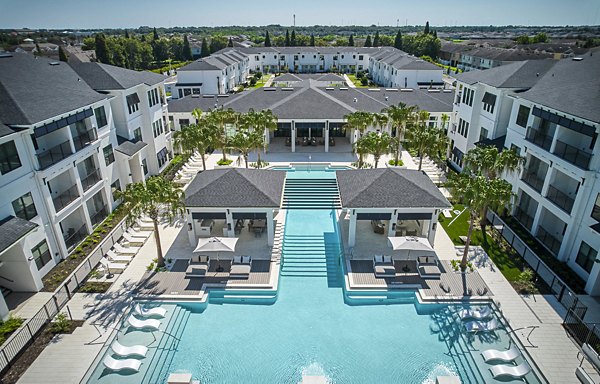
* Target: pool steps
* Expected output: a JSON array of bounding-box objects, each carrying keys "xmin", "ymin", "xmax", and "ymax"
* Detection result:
[{"xmin": 281, "ymin": 178, "xmax": 342, "ymax": 209}]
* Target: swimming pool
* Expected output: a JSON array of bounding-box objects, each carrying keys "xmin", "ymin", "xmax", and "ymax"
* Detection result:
[{"xmin": 86, "ymin": 168, "xmax": 544, "ymax": 384}]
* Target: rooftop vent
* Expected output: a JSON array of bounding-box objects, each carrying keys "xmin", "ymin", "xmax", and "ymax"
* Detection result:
[
  {"xmin": 427, "ymin": 89, "xmax": 441, "ymax": 93},
  {"xmin": 0, "ymin": 52, "xmax": 13, "ymax": 58},
  {"xmin": 339, "ymin": 87, "xmax": 348, "ymax": 90},
  {"xmin": 367, "ymin": 88, "xmax": 380, "ymax": 92},
  {"xmin": 443, "ymin": 89, "xmax": 453, "ymax": 93},
  {"xmin": 48, "ymin": 61, "xmax": 60, "ymax": 66},
  {"xmin": 385, "ymin": 88, "xmax": 399, "ymax": 92},
  {"xmin": 191, "ymin": 95, "xmax": 200, "ymax": 98},
  {"xmin": 400, "ymin": 88, "xmax": 413, "ymax": 92},
  {"xmin": 572, "ymin": 57, "xmax": 584, "ymax": 61},
  {"xmin": 325, "ymin": 87, "xmax": 335, "ymax": 91},
  {"xmin": 217, "ymin": 94, "xmax": 229, "ymax": 98},
  {"xmin": 202, "ymin": 95, "xmax": 214, "ymax": 98},
  {"xmin": 263, "ymin": 87, "xmax": 277, "ymax": 91},
  {"xmin": 282, "ymin": 88, "xmax": 294, "ymax": 91},
  {"xmin": 353, "ymin": 98, "xmax": 358, "ymax": 103}
]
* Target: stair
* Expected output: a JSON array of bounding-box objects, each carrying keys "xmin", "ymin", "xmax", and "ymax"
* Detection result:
[
  {"xmin": 209, "ymin": 289, "xmax": 278, "ymax": 304},
  {"xmin": 281, "ymin": 234, "xmax": 340, "ymax": 277},
  {"xmin": 281, "ymin": 178, "xmax": 341, "ymax": 209}
]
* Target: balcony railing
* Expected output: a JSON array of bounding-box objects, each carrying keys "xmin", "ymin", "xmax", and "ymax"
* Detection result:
[
  {"xmin": 37, "ymin": 141, "xmax": 73, "ymax": 170},
  {"xmin": 72, "ymin": 128, "xmax": 98, "ymax": 151},
  {"xmin": 552, "ymin": 140, "xmax": 592, "ymax": 170},
  {"xmin": 546, "ymin": 185, "xmax": 575, "ymax": 214},
  {"xmin": 521, "ymin": 172, "xmax": 545, "ymax": 193},
  {"xmin": 80, "ymin": 169, "xmax": 101, "ymax": 192},
  {"xmin": 514, "ymin": 207, "xmax": 534, "ymax": 230},
  {"xmin": 63, "ymin": 224, "xmax": 87, "ymax": 251},
  {"xmin": 535, "ymin": 226, "xmax": 562, "ymax": 255},
  {"xmin": 52, "ymin": 184, "xmax": 80, "ymax": 212},
  {"xmin": 90, "ymin": 205, "xmax": 108, "ymax": 226},
  {"xmin": 525, "ymin": 127, "xmax": 553, "ymax": 151}
]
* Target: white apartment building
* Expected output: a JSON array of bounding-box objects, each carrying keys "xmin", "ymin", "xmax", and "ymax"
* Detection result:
[
  {"xmin": 447, "ymin": 51, "xmax": 600, "ymax": 295},
  {"xmin": 0, "ymin": 53, "xmax": 167, "ymax": 318},
  {"xmin": 173, "ymin": 47, "xmax": 443, "ymax": 97}
]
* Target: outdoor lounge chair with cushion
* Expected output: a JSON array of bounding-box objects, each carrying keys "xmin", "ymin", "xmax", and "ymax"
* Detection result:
[
  {"xmin": 99, "ymin": 258, "xmax": 127, "ymax": 275},
  {"xmin": 459, "ymin": 306, "xmax": 493, "ymax": 320},
  {"xmin": 230, "ymin": 255, "xmax": 252, "ymax": 278},
  {"xmin": 464, "ymin": 318, "xmax": 499, "ymax": 333},
  {"xmin": 103, "ymin": 355, "xmax": 142, "ymax": 372},
  {"xmin": 373, "ymin": 255, "xmax": 395, "ymax": 278},
  {"xmin": 122, "ymin": 233, "xmax": 145, "ymax": 246},
  {"xmin": 481, "ymin": 345, "xmax": 521, "ymax": 363},
  {"xmin": 127, "ymin": 315, "xmax": 161, "ymax": 330},
  {"xmin": 128, "ymin": 228, "xmax": 152, "ymax": 238},
  {"xmin": 490, "ymin": 361, "xmax": 532, "ymax": 380},
  {"xmin": 134, "ymin": 303, "xmax": 167, "ymax": 318},
  {"xmin": 106, "ymin": 250, "xmax": 133, "ymax": 263},
  {"xmin": 186, "ymin": 255, "xmax": 210, "ymax": 276},
  {"xmin": 114, "ymin": 243, "xmax": 140, "ymax": 255},
  {"xmin": 111, "ymin": 340, "xmax": 148, "ymax": 358},
  {"xmin": 417, "ymin": 256, "xmax": 441, "ymax": 278}
]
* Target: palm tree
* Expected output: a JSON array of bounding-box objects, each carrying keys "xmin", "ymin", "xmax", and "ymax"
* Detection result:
[
  {"xmin": 231, "ymin": 129, "xmax": 258, "ymax": 168},
  {"xmin": 173, "ymin": 108, "xmax": 217, "ymax": 171},
  {"xmin": 116, "ymin": 177, "xmax": 185, "ymax": 268},
  {"xmin": 405, "ymin": 110, "xmax": 431, "ymax": 171},
  {"xmin": 209, "ymin": 108, "xmax": 237, "ymax": 161},
  {"xmin": 352, "ymin": 135, "xmax": 370, "ymax": 168},
  {"xmin": 344, "ymin": 111, "xmax": 372, "ymax": 139},
  {"xmin": 241, "ymin": 109, "xmax": 277, "ymax": 168},
  {"xmin": 447, "ymin": 172, "xmax": 514, "ymax": 270},
  {"xmin": 382, "ymin": 103, "xmax": 417, "ymax": 165},
  {"xmin": 356, "ymin": 131, "xmax": 393, "ymax": 168},
  {"xmin": 372, "ymin": 112, "xmax": 389, "ymax": 134}
]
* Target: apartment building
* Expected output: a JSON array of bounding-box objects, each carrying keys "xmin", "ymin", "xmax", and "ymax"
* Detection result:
[
  {"xmin": 173, "ymin": 46, "xmax": 443, "ymax": 97},
  {"xmin": 0, "ymin": 53, "xmax": 167, "ymax": 318},
  {"xmin": 447, "ymin": 50, "xmax": 600, "ymax": 295}
]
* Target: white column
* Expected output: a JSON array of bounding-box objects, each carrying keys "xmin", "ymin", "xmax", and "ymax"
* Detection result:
[
  {"xmin": 187, "ymin": 211, "xmax": 196, "ymax": 247},
  {"xmin": 264, "ymin": 127, "xmax": 270, "ymax": 150},
  {"xmin": 291, "ymin": 121, "xmax": 296, "ymax": 153},
  {"xmin": 387, "ymin": 210, "xmax": 398, "ymax": 237},
  {"xmin": 428, "ymin": 212, "xmax": 439, "ymax": 246},
  {"xmin": 266, "ymin": 210, "xmax": 274, "ymax": 246},
  {"xmin": 325, "ymin": 121, "xmax": 330, "ymax": 153},
  {"xmin": 348, "ymin": 210, "xmax": 357, "ymax": 247},
  {"xmin": 225, "ymin": 210, "xmax": 235, "ymax": 237}
]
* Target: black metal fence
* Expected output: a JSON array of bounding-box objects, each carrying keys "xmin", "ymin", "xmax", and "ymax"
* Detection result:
[
  {"xmin": 0, "ymin": 218, "xmax": 127, "ymax": 374},
  {"xmin": 564, "ymin": 308, "xmax": 600, "ymax": 355}
]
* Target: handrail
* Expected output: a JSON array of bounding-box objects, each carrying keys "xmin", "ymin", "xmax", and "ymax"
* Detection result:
[
  {"xmin": 546, "ymin": 184, "xmax": 575, "ymax": 214},
  {"xmin": 552, "ymin": 139, "xmax": 592, "ymax": 170},
  {"xmin": 525, "ymin": 127, "xmax": 553, "ymax": 151},
  {"xmin": 52, "ymin": 184, "xmax": 79, "ymax": 212},
  {"xmin": 36, "ymin": 140, "xmax": 73, "ymax": 170},
  {"xmin": 81, "ymin": 169, "xmax": 101, "ymax": 191},
  {"xmin": 72, "ymin": 128, "xmax": 98, "ymax": 151}
]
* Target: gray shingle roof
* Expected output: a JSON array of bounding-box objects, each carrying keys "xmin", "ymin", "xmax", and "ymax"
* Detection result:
[
  {"xmin": 115, "ymin": 137, "xmax": 147, "ymax": 156},
  {"xmin": 336, "ymin": 168, "xmax": 451, "ymax": 209},
  {"xmin": 0, "ymin": 53, "xmax": 107, "ymax": 126},
  {"xmin": 0, "ymin": 122, "xmax": 16, "ymax": 138},
  {"xmin": 455, "ymin": 60, "xmax": 556, "ymax": 89},
  {"xmin": 185, "ymin": 168, "xmax": 285, "ymax": 207},
  {"xmin": 0, "ymin": 216, "xmax": 38, "ymax": 254},
  {"xmin": 71, "ymin": 62, "xmax": 165, "ymax": 90}
]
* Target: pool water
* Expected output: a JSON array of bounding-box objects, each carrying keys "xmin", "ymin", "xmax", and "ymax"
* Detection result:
[{"xmin": 86, "ymin": 168, "xmax": 543, "ymax": 384}]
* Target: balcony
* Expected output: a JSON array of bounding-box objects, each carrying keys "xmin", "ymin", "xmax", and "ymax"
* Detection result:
[
  {"xmin": 535, "ymin": 226, "xmax": 562, "ymax": 255},
  {"xmin": 525, "ymin": 127, "xmax": 553, "ymax": 151},
  {"xmin": 521, "ymin": 172, "xmax": 545, "ymax": 193},
  {"xmin": 52, "ymin": 184, "xmax": 79, "ymax": 212},
  {"xmin": 546, "ymin": 185, "xmax": 575, "ymax": 214},
  {"xmin": 80, "ymin": 169, "xmax": 101, "ymax": 192},
  {"xmin": 63, "ymin": 224, "xmax": 87, "ymax": 251},
  {"xmin": 73, "ymin": 128, "xmax": 98, "ymax": 151},
  {"xmin": 514, "ymin": 207, "xmax": 534, "ymax": 230},
  {"xmin": 552, "ymin": 140, "xmax": 592, "ymax": 170},
  {"xmin": 37, "ymin": 141, "xmax": 73, "ymax": 170},
  {"xmin": 90, "ymin": 205, "xmax": 108, "ymax": 226}
]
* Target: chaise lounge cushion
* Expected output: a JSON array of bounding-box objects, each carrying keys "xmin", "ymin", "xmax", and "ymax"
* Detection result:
[
  {"xmin": 230, "ymin": 263, "xmax": 251, "ymax": 277},
  {"xmin": 418, "ymin": 264, "xmax": 441, "ymax": 278},
  {"xmin": 374, "ymin": 264, "xmax": 396, "ymax": 277}
]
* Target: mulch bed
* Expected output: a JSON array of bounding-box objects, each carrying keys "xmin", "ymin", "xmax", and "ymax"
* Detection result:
[
  {"xmin": 77, "ymin": 281, "xmax": 113, "ymax": 294},
  {"xmin": 0, "ymin": 320, "xmax": 84, "ymax": 384}
]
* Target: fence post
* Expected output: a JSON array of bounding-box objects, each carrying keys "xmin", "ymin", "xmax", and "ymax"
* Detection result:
[
  {"xmin": 53, "ymin": 295, "xmax": 60, "ymax": 314},
  {"xmin": 2, "ymin": 349, "xmax": 9, "ymax": 368},
  {"xmin": 43, "ymin": 304, "xmax": 50, "ymax": 319},
  {"xmin": 25, "ymin": 323, "xmax": 33, "ymax": 338},
  {"xmin": 65, "ymin": 283, "xmax": 71, "ymax": 300}
]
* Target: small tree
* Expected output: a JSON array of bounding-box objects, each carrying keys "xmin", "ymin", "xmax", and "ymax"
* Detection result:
[
  {"xmin": 265, "ymin": 30, "xmax": 271, "ymax": 47},
  {"xmin": 356, "ymin": 131, "xmax": 393, "ymax": 168},
  {"xmin": 285, "ymin": 30, "xmax": 290, "ymax": 47},
  {"xmin": 424, "ymin": 21, "xmax": 430, "ymax": 35},
  {"xmin": 291, "ymin": 30, "xmax": 297, "ymax": 46},
  {"xmin": 228, "ymin": 37, "xmax": 234, "ymax": 47},
  {"xmin": 153, "ymin": 27, "xmax": 159, "ymax": 41},
  {"xmin": 373, "ymin": 31, "xmax": 380, "ymax": 47},
  {"xmin": 200, "ymin": 38, "xmax": 210, "ymax": 58},
  {"xmin": 394, "ymin": 30, "xmax": 402, "ymax": 50},
  {"xmin": 310, "ymin": 34, "xmax": 315, "ymax": 46},
  {"xmin": 364, "ymin": 35, "xmax": 372, "ymax": 47},
  {"xmin": 58, "ymin": 46, "xmax": 69, "ymax": 62},
  {"xmin": 125, "ymin": 30, "xmax": 129, "ymax": 39},
  {"xmin": 183, "ymin": 35, "xmax": 192, "ymax": 60},
  {"xmin": 116, "ymin": 177, "xmax": 185, "ymax": 268},
  {"xmin": 94, "ymin": 34, "xmax": 110, "ymax": 64}
]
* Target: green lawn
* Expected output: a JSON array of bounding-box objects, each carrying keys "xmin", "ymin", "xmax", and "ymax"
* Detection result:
[
  {"xmin": 346, "ymin": 74, "xmax": 370, "ymax": 88},
  {"xmin": 439, "ymin": 204, "xmax": 525, "ymax": 282},
  {"xmin": 248, "ymin": 74, "xmax": 272, "ymax": 89}
]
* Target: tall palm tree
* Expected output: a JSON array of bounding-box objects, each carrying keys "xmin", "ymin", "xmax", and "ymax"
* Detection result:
[
  {"xmin": 344, "ymin": 111, "xmax": 372, "ymax": 139},
  {"xmin": 116, "ymin": 177, "xmax": 185, "ymax": 268},
  {"xmin": 372, "ymin": 112, "xmax": 389, "ymax": 134},
  {"xmin": 404, "ymin": 110, "xmax": 432, "ymax": 171},
  {"xmin": 209, "ymin": 107, "xmax": 237, "ymax": 161},
  {"xmin": 447, "ymin": 172, "xmax": 514, "ymax": 270},
  {"xmin": 356, "ymin": 131, "xmax": 393, "ymax": 168},
  {"xmin": 382, "ymin": 103, "xmax": 417, "ymax": 165},
  {"xmin": 173, "ymin": 108, "xmax": 217, "ymax": 171},
  {"xmin": 231, "ymin": 128, "xmax": 260, "ymax": 168}
]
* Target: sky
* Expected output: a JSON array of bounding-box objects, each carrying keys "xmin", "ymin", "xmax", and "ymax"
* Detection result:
[{"xmin": 1, "ymin": 0, "xmax": 599, "ymax": 29}]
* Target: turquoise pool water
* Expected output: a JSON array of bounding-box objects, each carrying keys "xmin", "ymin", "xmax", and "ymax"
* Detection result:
[{"xmin": 86, "ymin": 168, "xmax": 543, "ymax": 384}]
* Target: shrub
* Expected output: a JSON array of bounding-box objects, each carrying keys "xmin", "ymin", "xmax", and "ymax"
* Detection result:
[
  {"xmin": 360, "ymin": 77, "xmax": 368, "ymax": 86},
  {"xmin": 146, "ymin": 261, "xmax": 156, "ymax": 271},
  {"xmin": 388, "ymin": 159, "xmax": 404, "ymax": 166},
  {"xmin": 250, "ymin": 78, "xmax": 257, "ymax": 86},
  {"xmin": 49, "ymin": 313, "xmax": 71, "ymax": 334},
  {"xmin": 217, "ymin": 158, "xmax": 233, "ymax": 166}
]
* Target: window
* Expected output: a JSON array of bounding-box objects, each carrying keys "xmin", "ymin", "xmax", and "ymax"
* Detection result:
[
  {"xmin": 126, "ymin": 93, "xmax": 140, "ymax": 114},
  {"xmin": 358, "ymin": 55, "xmax": 364, "ymax": 60},
  {"xmin": 479, "ymin": 127, "xmax": 489, "ymax": 142},
  {"xmin": 333, "ymin": 55, "xmax": 338, "ymax": 60},
  {"xmin": 294, "ymin": 55, "xmax": 298, "ymax": 60},
  {"xmin": 157, "ymin": 147, "xmax": 168, "ymax": 168},
  {"xmin": 461, "ymin": 88, "xmax": 474, "ymax": 106},
  {"xmin": 103, "ymin": 145, "xmax": 115, "ymax": 166},
  {"xmin": 592, "ymin": 194, "xmax": 600, "ymax": 222},
  {"xmin": 0, "ymin": 141, "xmax": 22, "ymax": 174},
  {"xmin": 133, "ymin": 128, "xmax": 142, "ymax": 142},
  {"xmin": 516, "ymin": 105, "xmax": 530, "ymax": 128},
  {"xmin": 32, "ymin": 240, "xmax": 51, "ymax": 270},
  {"xmin": 94, "ymin": 106, "xmax": 107, "ymax": 128},
  {"xmin": 111, "ymin": 179, "xmax": 121, "ymax": 202},
  {"xmin": 575, "ymin": 241, "xmax": 598, "ymax": 273},
  {"xmin": 142, "ymin": 158, "xmax": 148, "ymax": 175},
  {"xmin": 147, "ymin": 88, "xmax": 159, "ymax": 107},
  {"xmin": 152, "ymin": 120, "xmax": 164, "ymax": 138},
  {"xmin": 255, "ymin": 55, "xmax": 260, "ymax": 60},
  {"xmin": 482, "ymin": 92, "xmax": 496, "ymax": 114},
  {"xmin": 458, "ymin": 118, "xmax": 470, "ymax": 138},
  {"xmin": 12, "ymin": 192, "xmax": 37, "ymax": 220},
  {"xmin": 179, "ymin": 119, "xmax": 190, "ymax": 127}
]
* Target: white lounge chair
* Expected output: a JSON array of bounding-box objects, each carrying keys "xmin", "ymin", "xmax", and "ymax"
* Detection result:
[
  {"xmin": 481, "ymin": 345, "xmax": 521, "ymax": 363},
  {"xmin": 230, "ymin": 255, "xmax": 252, "ymax": 278},
  {"xmin": 103, "ymin": 355, "xmax": 142, "ymax": 372},
  {"xmin": 135, "ymin": 219, "xmax": 154, "ymax": 231},
  {"xmin": 459, "ymin": 306, "xmax": 493, "ymax": 320},
  {"xmin": 373, "ymin": 255, "xmax": 395, "ymax": 278},
  {"xmin": 106, "ymin": 250, "xmax": 133, "ymax": 263},
  {"xmin": 464, "ymin": 318, "xmax": 499, "ymax": 333},
  {"xmin": 111, "ymin": 340, "xmax": 148, "ymax": 358},
  {"xmin": 122, "ymin": 233, "xmax": 145, "ymax": 246},
  {"xmin": 114, "ymin": 243, "xmax": 140, "ymax": 255},
  {"xmin": 99, "ymin": 258, "xmax": 126, "ymax": 275},
  {"xmin": 127, "ymin": 315, "xmax": 161, "ymax": 330},
  {"xmin": 135, "ymin": 303, "xmax": 167, "ymax": 318},
  {"xmin": 490, "ymin": 361, "xmax": 532, "ymax": 380},
  {"xmin": 128, "ymin": 228, "xmax": 151, "ymax": 238}
]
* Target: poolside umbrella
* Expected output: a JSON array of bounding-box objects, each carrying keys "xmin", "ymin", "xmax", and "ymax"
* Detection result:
[
  {"xmin": 193, "ymin": 237, "xmax": 238, "ymax": 260},
  {"xmin": 387, "ymin": 236, "xmax": 434, "ymax": 259}
]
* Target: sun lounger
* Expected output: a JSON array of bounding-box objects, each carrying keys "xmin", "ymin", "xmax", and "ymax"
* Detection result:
[
  {"xmin": 128, "ymin": 228, "xmax": 152, "ymax": 238},
  {"xmin": 127, "ymin": 315, "xmax": 161, "ymax": 330},
  {"xmin": 106, "ymin": 250, "xmax": 133, "ymax": 263},
  {"xmin": 99, "ymin": 258, "xmax": 127, "ymax": 275},
  {"xmin": 103, "ymin": 355, "xmax": 142, "ymax": 372},
  {"xmin": 373, "ymin": 255, "xmax": 395, "ymax": 278},
  {"xmin": 442, "ymin": 209, "xmax": 452, "ymax": 218},
  {"xmin": 186, "ymin": 255, "xmax": 210, "ymax": 276},
  {"xmin": 122, "ymin": 233, "xmax": 145, "ymax": 246},
  {"xmin": 111, "ymin": 340, "xmax": 148, "ymax": 358},
  {"xmin": 459, "ymin": 306, "xmax": 492, "ymax": 320},
  {"xmin": 114, "ymin": 243, "xmax": 140, "ymax": 255},
  {"xmin": 230, "ymin": 255, "xmax": 251, "ymax": 278},
  {"xmin": 134, "ymin": 303, "xmax": 167, "ymax": 318},
  {"xmin": 481, "ymin": 345, "xmax": 521, "ymax": 363},
  {"xmin": 464, "ymin": 318, "xmax": 499, "ymax": 333},
  {"xmin": 490, "ymin": 361, "xmax": 532, "ymax": 380}
]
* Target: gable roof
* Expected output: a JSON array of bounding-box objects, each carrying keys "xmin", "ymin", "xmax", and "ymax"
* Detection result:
[
  {"xmin": 185, "ymin": 168, "xmax": 285, "ymax": 208},
  {"xmin": 115, "ymin": 136, "xmax": 147, "ymax": 157},
  {"xmin": 454, "ymin": 60, "xmax": 556, "ymax": 89},
  {"xmin": 70, "ymin": 62, "xmax": 165, "ymax": 90},
  {"xmin": 336, "ymin": 168, "xmax": 450, "ymax": 209},
  {"xmin": 0, "ymin": 53, "xmax": 106, "ymax": 126},
  {"xmin": 0, "ymin": 216, "xmax": 38, "ymax": 254}
]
